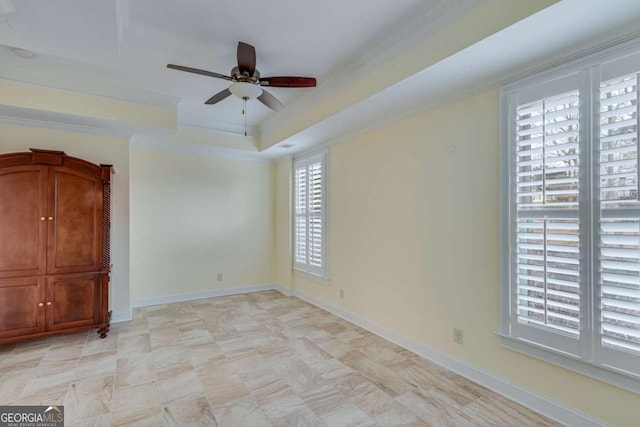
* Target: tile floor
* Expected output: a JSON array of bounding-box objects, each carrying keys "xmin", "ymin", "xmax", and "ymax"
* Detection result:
[{"xmin": 0, "ymin": 290, "xmax": 558, "ymax": 426}]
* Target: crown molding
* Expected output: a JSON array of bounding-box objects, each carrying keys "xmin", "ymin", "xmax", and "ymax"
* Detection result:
[
  {"xmin": 0, "ymin": 113, "xmax": 132, "ymax": 138},
  {"xmin": 131, "ymin": 133, "xmax": 274, "ymax": 162},
  {"xmin": 257, "ymin": 0, "xmax": 486, "ymax": 136}
]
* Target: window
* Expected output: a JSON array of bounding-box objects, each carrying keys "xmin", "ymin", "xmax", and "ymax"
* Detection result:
[
  {"xmin": 293, "ymin": 150, "xmax": 328, "ymax": 278},
  {"xmin": 501, "ymin": 42, "xmax": 640, "ymax": 390}
]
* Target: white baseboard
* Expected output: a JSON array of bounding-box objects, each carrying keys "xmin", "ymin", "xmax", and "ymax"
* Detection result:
[
  {"xmin": 110, "ymin": 310, "xmax": 133, "ymax": 324},
  {"xmin": 130, "ymin": 283, "xmax": 276, "ymax": 308},
  {"xmin": 281, "ymin": 286, "xmax": 606, "ymax": 427}
]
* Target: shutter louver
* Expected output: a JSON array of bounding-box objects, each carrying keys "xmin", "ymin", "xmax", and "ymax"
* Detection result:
[
  {"xmin": 516, "ymin": 90, "xmax": 580, "ymax": 209},
  {"xmin": 516, "ymin": 219, "xmax": 581, "ymax": 336},
  {"xmin": 294, "ymin": 216, "xmax": 307, "ymax": 264},
  {"xmin": 599, "ymin": 218, "xmax": 640, "ymax": 354},
  {"xmin": 600, "ymin": 74, "xmax": 638, "ymax": 207}
]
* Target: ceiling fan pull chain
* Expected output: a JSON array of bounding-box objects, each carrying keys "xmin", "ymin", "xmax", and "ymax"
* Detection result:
[{"xmin": 243, "ymin": 97, "xmax": 248, "ymax": 137}]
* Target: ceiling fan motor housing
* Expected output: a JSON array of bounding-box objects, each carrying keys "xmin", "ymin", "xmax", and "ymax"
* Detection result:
[{"xmin": 231, "ymin": 66, "xmax": 260, "ymax": 82}]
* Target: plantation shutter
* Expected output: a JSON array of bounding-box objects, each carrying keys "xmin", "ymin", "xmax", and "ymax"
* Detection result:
[
  {"xmin": 597, "ymin": 65, "xmax": 640, "ymax": 372},
  {"xmin": 293, "ymin": 151, "xmax": 328, "ymax": 277},
  {"xmin": 510, "ymin": 74, "xmax": 583, "ymax": 354},
  {"xmin": 503, "ymin": 45, "xmax": 640, "ymax": 385}
]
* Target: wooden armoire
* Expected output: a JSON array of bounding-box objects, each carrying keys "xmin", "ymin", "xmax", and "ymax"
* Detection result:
[{"xmin": 0, "ymin": 148, "xmax": 112, "ymax": 343}]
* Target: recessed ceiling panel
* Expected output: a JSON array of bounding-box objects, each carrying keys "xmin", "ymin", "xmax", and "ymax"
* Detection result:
[{"xmin": 127, "ymin": 0, "xmax": 423, "ymax": 78}]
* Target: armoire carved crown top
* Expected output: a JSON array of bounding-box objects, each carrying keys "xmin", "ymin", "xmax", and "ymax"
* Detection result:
[{"xmin": 0, "ymin": 148, "xmax": 113, "ymax": 181}]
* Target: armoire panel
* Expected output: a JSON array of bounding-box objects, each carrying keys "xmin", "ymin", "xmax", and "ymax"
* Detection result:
[
  {"xmin": 0, "ymin": 165, "xmax": 48, "ymax": 279},
  {"xmin": 0, "ymin": 277, "xmax": 45, "ymax": 338},
  {"xmin": 47, "ymin": 167, "xmax": 103, "ymax": 274}
]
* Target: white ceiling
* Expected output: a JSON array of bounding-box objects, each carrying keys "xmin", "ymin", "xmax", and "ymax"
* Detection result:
[{"xmin": 0, "ymin": 0, "xmax": 450, "ymax": 134}]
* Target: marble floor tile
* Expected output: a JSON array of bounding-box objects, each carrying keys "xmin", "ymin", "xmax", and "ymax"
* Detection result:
[
  {"xmin": 19, "ymin": 370, "xmax": 74, "ymax": 402},
  {"xmin": 10, "ymin": 390, "xmax": 68, "ymax": 406},
  {"xmin": 156, "ymin": 368, "xmax": 204, "ymax": 404},
  {"xmin": 111, "ymin": 381, "xmax": 161, "ymax": 426},
  {"xmin": 150, "ymin": 346, "xmax": 192, "ymax": 380},
  {"xmin": 200, "ymin": 370, "xmax": 251, "ymax": 408},
  {"xmin": 161, "ymin": 394, "xmax": 217, "ymax": 427},
  {"xmin": 270, "ymin": 405, "xmax": 326, "ymax": 427},
  {"xmin": 115, "ymin": 353, "xmax": 157, "ymax": 389},
  {"xmin": 211, "ymin": 397, "xmax": 272, "ymax": 427},
  {"xmin": 0, "ymin": 367, "xmax": 31, "ymax": 403},
  {"xmin": 75, "ymin": 351, "xmax": 117, "ymax": 380},
  {"xmin": 116, "ymin": 334, "xmax": 151, "ymax": 359},
  {"xmin": 396, "ymin": 388, "xmax": 476, "ymax": 427},
  {"xmin": 64, "ymin": 375, "xmax": 114, "ymax": 422},
  {"xmin": 112, "ymin": 411, "xmax": 165, "ymax": 427},
  {"xmin": 0, "ymin": 290, "xmax": 558, "ymax": 426},
  {"xmin": 67, "ymin": 413, "xmax": 113, "ymax": 427},
  {"xmin": 245, "ymin": 372, "xmax": 306, "ymax": 419},
  {"xmin": 320, "ymin": 404, "xmax": 376, "ymax": 427}
]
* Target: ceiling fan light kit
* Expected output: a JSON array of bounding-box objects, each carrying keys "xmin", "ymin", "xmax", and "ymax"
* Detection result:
[
  {"xmin": 229, "ymin": 81, "xmax": 263, "ymax": 99},
  {"xmin": 167, "ymin": 41, "xmax": 317, "ymax": 136}
]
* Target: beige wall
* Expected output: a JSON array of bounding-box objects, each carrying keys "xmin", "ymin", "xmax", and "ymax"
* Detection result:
[
  {"xmin": 0, "ymin": 123, "xmax": 131, "ymax": 314},
  {"xmin": 274, "ymin": 90, "xmax": 640, "ymax": 426},
  {"xmin": 129, "ymin": 147, "xmax": 274, "ymax": 302}
]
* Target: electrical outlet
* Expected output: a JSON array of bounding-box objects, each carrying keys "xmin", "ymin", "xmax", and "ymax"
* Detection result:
[
  {"xmin": 340, "ymin": 289, "xmax": 344, "ymax": 299},
  {"xmin": 453, "ymin": 328, "xmax": 464, "ymax": 345},
  {"xmin": 217, "ymin": 273, "xmax": 223, "ymax": 282}
]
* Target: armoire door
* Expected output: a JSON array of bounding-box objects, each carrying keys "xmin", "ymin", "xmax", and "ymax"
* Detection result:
[
  {"xmin": 45, "ymin": 273, "xmax": 101, "ymax": 331},
  {"xmin": 47, "ymin": 166, "xmax": 103, "ymax": 275},
  {"xmin": 0, "ymin": 165, "xmax": 48, "ymax": 279},
  {"xmin": 0, "ymin": 277, "xmax": 46, "ymax": 339}
]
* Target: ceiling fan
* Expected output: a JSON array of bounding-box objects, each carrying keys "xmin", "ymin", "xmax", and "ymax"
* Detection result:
[{"xmin": 167, "ymin": 42, "xmax": 316, "ymax": 112}]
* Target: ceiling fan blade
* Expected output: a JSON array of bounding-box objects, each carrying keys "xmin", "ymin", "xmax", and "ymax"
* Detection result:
[
  {"xmin": 237, "ymin": 42, "xmax": 256, "ymax": 76},
  {"xmin": 259, "ymin": 76, "xmax": 317, "ymax": 88},
  {"xmin": 257, "ymin": 90, "xmax": 284, "ymax": 111},
  {"xmin": 167, "ymin": 64, "xmax": 232, "ymax": 81},
  {"xmin": 205, "ymin": 88, "xmax": 232, "ymax": 105}
]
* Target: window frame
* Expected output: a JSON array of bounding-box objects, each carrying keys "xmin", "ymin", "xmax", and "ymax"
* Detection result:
[
  {"xmin": 499, "ymin": 37, "xmax": 640, "ymax": 394},
  {"xmin": 292, "ymin": 148, "xmax": 329, "ymax": 280}
]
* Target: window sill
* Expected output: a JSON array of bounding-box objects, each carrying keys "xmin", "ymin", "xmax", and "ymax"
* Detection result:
[
  {"xmin": 292, "ymin": 268, "xmax": 331, "ymax": 285},
  {"xmin": 496, "ymin": 332, "xmax": 640, "ymax": 395}
]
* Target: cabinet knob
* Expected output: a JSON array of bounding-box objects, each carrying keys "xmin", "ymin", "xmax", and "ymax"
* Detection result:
[
  {"xmin": 46, "ymin": 301, "xmax": 52, "ymax": 306},
  {"xmin": 40, "ymin": 217, "xmax": 46, "ymax": 221},
  {"xmin": 48, "ymin": 217, "xmax": 54, "ymax": 221},
  {"xmin": 38, "ymin": 302, "xmax": 44, "ymax": 307}
]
